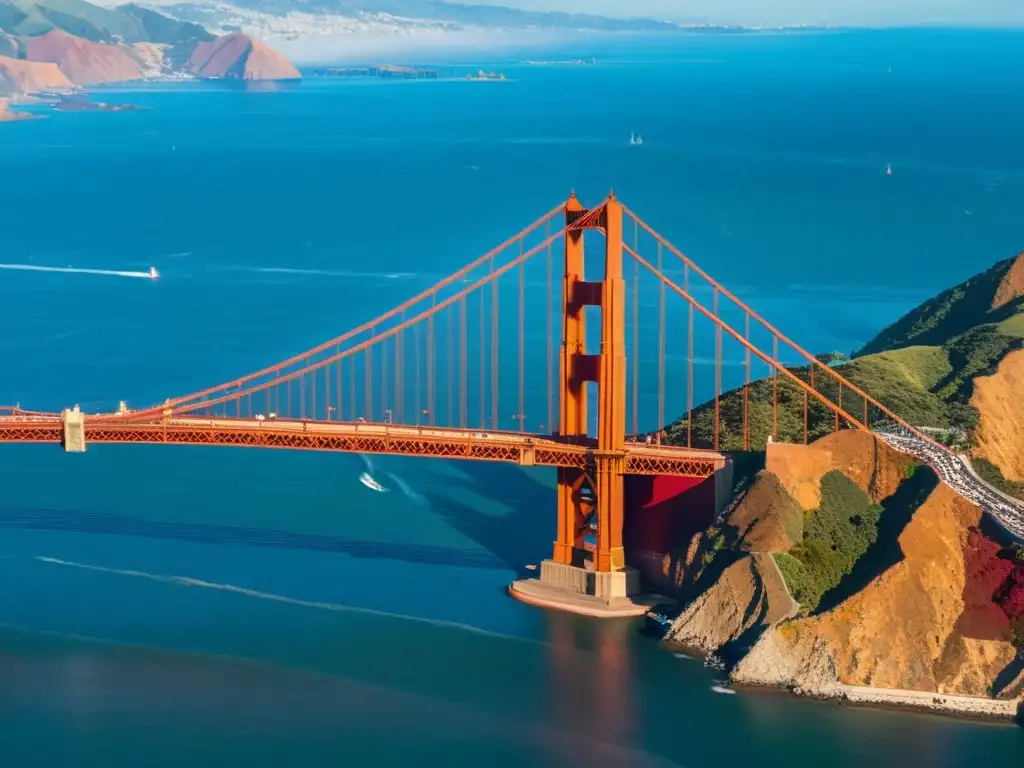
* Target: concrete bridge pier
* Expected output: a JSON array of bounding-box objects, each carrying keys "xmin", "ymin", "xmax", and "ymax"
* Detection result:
[{"xmin": 61, "ymin": 406, "xmax": 86, "ymax": 452}]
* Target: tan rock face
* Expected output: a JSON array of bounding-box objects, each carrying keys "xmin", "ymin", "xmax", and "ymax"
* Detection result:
[
  {"xmin": 727, "ymin": 472, "xmax": 803, "ymax": 552},
  {"xmin": 664, "ymin": 553, "xmax": 795, "ymax": 656},
  {"xmin": 971, "ymin": 348, "xmax": 1024, "ymax": 483},
  {"xmin": 733, "ymin": 484, "xmax": 1019, "ymax": 697},
  {"xmin": 243, "ymin": 38, "xmax": 301, "ymax": 80},
  {"xmin": 187, "ymin": 33, "xmax": 299, "ymax": 80},
  {"xmin": 0, "ymin": 53, "xmax": 75, "ymax": 95},
  {"xmin": 992, "ymin": 253, "xmax": 1024, "ymax": 310},
  {"xmin": 23, "ymin": 30, "xmax": 142, "ymax": 86},
  {"xmin": 766, "ymin": 430, "xmax": 913, "ymax": 510}
]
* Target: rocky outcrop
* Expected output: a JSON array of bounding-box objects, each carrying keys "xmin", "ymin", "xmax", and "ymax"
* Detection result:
[
  {"xmin": 0, "ymin": 53, "xmax": 74, "ymax": 95},
  {"xmin": 727, "ymin": 472, "xmax": 803, "ymax": 552},
  {"xmin": 641, "ymin": 531, "xmax": 704, "ymax": 595},
  {"xmin": 0, "ymin": 95, "xmax": 31, "ymax": 120},
  {"xmin": 186, "ymin": 33, "xmax": 300, "ymax": 80},
  {"xmin": 731, "ymin": 483, "xmax": 1020, "ymax": 699},
  {"xmin": 0, "ymin": 2, "xmax": 300, "ymax": 100},
  {"xmin": 992, "ymin": 253, "xmax": 1024, "ymax": 310},
  {"xmin": 766, "ymin": 430, "xmax": 913, "ymax": 510},
  {"xmin": 664, "ymin": 553, "xmax": 796, "ymax": 657},
  {"xmin": 23, "ymin": 30, "xmax": 142, "ymax": 85},
  {"xmin": 971, "ymin": 348, "xmax": 1024, "ymax": 483}
]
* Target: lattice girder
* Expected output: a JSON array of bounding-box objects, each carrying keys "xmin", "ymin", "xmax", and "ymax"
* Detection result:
[{"xmin": 0, "ymin": 419, "xmax": 720, "ymax": 477}]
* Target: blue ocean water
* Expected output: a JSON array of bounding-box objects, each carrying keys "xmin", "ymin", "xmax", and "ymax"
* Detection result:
[{"xmin": 0, "ymin": 28, "xmax": 1022, "ymax": 765}]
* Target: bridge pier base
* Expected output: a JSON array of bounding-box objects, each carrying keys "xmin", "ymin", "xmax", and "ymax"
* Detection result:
[
  {"xmin": 61, "ymin": 406, "xmax": 86, "ymax": 453},
  {"xmin": 509, "ymin": 560, "xmax": 665, "ymax": 618}
]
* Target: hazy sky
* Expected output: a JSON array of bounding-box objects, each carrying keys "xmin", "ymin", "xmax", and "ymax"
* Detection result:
[{"xmin": 464, "ymin": 0, "xmax": 1024, "ymax": 26}]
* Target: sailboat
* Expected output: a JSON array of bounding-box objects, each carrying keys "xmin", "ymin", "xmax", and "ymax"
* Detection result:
[
  {"xmin": 886, "ymin": 163, "xmax": 892, "ymax": 176},
  {"xmin": 630, "ymin": 131, "xmax": 643, "ymax": 146}
]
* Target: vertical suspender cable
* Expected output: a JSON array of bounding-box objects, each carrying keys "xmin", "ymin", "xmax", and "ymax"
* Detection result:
[
  {"xmin": 631, "ymin": 217, "xmax": 639, "ymax": 438},
  {"xmin": 657, "ymin": 242, "xmax": 666, "ymax": 444},
  {"xmin": 518, "ymin": 239, "xmax": 525, "ymax": 433}
]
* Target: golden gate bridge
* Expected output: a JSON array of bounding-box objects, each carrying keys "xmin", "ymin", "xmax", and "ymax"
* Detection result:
[{"xmin": 0, "ymin": 193, "xmax": 1017, "ymax": 609}]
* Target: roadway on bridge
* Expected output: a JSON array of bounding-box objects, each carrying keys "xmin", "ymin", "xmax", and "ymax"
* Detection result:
[{"xmin": 0, "ymin": 414, "xmax": 725, "ymax": 477}]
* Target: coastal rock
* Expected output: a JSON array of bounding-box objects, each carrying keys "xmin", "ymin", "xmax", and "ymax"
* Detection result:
[
  {"xmin": 23, "ymin": 30, "xmax": 142, "ymax": 85},
  {"xmin": 186, "ymin": 33, "xmax": 300, "ymax": 80},
  {"xmin": 766, "ymin": 430, "xmax": 912, "ymax": 510},
  {"xmin": 731, "ymin": 483, "xmax": 1019, "ymax": 698},
  {"xmin": 0, "ymin": 95, "xmax": 30, "ymax": 120},
  {"xmin": 663, "ymin": 553, "xmax": 795, "ymax": 657},
  {"xmin": 641, "ymin": 531, "xmax": 704, "ymax": 595},
  {"xmin": 0, "ymin": 53, "xmax": 74, "ymax": 95},
  {"xmin": 971, "ymin": 347, "xmax": 1024, "ymax": 483}
]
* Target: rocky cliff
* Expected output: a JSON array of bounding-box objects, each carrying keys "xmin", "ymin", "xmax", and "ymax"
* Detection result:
[
  {"xmin": 23, "ymin": 29, "xmax": 142, "ymax": 85},
  {"xmin": 971, "ymin": 348, "xmax": 1024, "ymax": 484},
  {"xmin": 662, "ymin": 425, "xmax": 1023, "ymax": 712},
  {"xmin": 732, "ymin": 482, "xmax": 1022, "ymax": 700},
  {"xmin": 766, "ymin": 430, "xmax": 913, "ymax": 509},
  {"xmin": 186, "ymin": 32, "xmax": 300, "ymax": 80},
  {"xmin": 663, "ymin": 552, "xmax": 796, "ymax": 658},
  {"xmin": 992, "ymin": 252, "xmax": 1024, "ymax": 311},
  {"xmin": 0, "ymin": 51, "xmax": 74, "ymax": 95},
  {"xmin": 0, "ymin": 0, "xmax": 299, "ymax": 100}
]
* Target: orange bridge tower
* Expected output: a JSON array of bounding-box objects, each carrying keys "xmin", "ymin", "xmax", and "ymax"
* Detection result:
[{"xmin": 539, "ymin": 192, "xmax": 641, "ymax": 602}]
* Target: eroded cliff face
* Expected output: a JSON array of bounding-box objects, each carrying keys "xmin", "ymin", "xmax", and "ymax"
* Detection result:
[
  {"xmin": 727, "ymin": 472, "xmax": 803, "ymax": 553},
  {"xmin": 663, "ymin": 553, "xmax": 796, "ymax": 657},
  {"xmin": 0, "ymin": 53, "xmax": 74, "ymax": 96},
  {"xmin": 732, "ymin": 483, "xmax": 1019, "ymax": 698},
  {"xmin": 187, "ymin": 33, "xmax": 299, "ymax": 80},
  {"xmin": 24, "ymin": 30, "xmax": 142, "ymax": 85},
  {"xmin": 991, "ymin": 252, "xmax": 1024, "ymax": 310},
  {"xmin": 766, "ymin": 430, "xmax": 912, "ymax": 510},
  {"xmin": 971, "ymin": 347, "xmax": 1024, "ymax": 483}
]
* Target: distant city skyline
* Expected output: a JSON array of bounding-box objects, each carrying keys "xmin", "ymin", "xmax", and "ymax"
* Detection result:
[{"xmin": 460, "ymin": 0, "xmax": 1024, "ymax": 26}]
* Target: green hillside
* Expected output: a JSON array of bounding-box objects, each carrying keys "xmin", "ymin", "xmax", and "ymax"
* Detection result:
[
  {"xmin": 0, "ymin": 27, "xmax": 18, "ymax": 54},
  {"xmin": 0, "ymin": 0, "xmax": 145, "ymax": 41},
  {"xmin": 664, "ymin": 254, "xmax": 1024, "ymax": 452},
  {"xmin": 0, "ymin": 0, "xmax": 210, "ymax": 44},
  {"xmin": 857, "ymin": 253, "xmax": 1024, "ymax": 354}
]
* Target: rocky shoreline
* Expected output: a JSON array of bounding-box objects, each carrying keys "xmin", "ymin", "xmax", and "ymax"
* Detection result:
[
  {"xmin": 655, "ymin": 456, "xmax": 1023, "ymax": 725},
  {"xmin": 737, "ymin": 678, "xmax": 1021, "ymax": 722},
  {"xmin": 0, "ymin": 96, "xmax": 39, "ymax": 121},
  {"xmin": 663, "ymin": 633, "xmax": 1022, "ymax": 723}
]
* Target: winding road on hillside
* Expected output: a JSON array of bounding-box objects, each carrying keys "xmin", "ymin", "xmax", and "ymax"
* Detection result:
[{"xmin": 874, "ymin": 426, "xmax": 1024, "ymax": 540}]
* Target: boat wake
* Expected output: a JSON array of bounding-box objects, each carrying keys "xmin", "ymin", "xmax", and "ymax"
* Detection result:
[
  {"xmin": 356, "ymin": 454, "xmax": 426, "ymax": 504},
  {"xmin": 0, "ymin": 263, "xmax": 156, "ymax": 280},
  {"xmin": 31, "ymin": 555, "xmax": 538, "ymax": 643},
  {"xmin": 227, "ymin": 266, "xmax": 419, "ymax": 280},
  {"xmin": 359, "ymin": 472, "xmax": 389, "ymax": 492},
  {"xmin": 385, "ymin": 471, "xmax": 428, "ymax": 506}
]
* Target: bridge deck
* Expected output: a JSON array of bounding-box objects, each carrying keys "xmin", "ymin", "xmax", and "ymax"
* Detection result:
[{"xmin": 0, "ymin": 416, "xmax": 725, "ymax": 478}]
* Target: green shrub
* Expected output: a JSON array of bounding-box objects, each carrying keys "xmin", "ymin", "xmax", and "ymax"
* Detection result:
[{"xmin": 775, "ymin": 471, "xmax": 883, "ymax": 613}]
